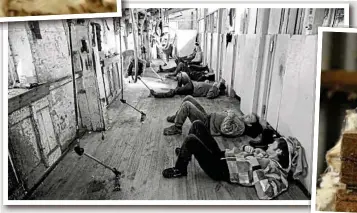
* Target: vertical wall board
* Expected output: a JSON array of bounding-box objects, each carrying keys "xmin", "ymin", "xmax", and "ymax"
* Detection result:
[
  {"xmin": 221, "ymin": 40, "xmax": 235, "ymax": 94},
  {"xmin": 82, "ymin": 53, "xmax": 105, "ymax": 131},
  {"xmin": 286, "ymin": 9, "xmax": 299, "ymax": 35},
  {"xmin": 34, "ymin": 104, "xmax": 58, "ymax": 156},
  {"xmin": 256, "ymin": 35, "xmax": 275, "ymax": 118},
  {"xmin": 268, "ymin": 9, "xmax": 282, "ymax": 34},
  {"xmin": 211, "ymin": 33, "xmax": 219, "ymax": 73},
  {"xmin": 92, "ymin": 41, "xmax": 107, "ymax": 101},
  {"xmin": 8, "ymin": 116, "xmax": 45, "ymax": 190},
  {"xmin": 255, "ymin": 8, "xmax": 270, "ymax": 35},
  {"xmin": 77, "ymin": 91, "xmax": 93, "ymax": 130},
  {"xmin": 206, "ymin": 33, "xmax": 212, "ymax": 68},
  {"xmin": 302, "ymin": 8, "xmax": 313, "ymax": 35},
  {"xmin": 247, "ymin": 8, "xmax": 258, "ymax": 34},
  {"xmin": 233, "ymin": 34, "xmax": 262, "ymax": 114},
  {"xmin": 277, "ymin": 35, "xmax": 318, "ymax": 192},
  {"xmin": 29, "ymin": 21, "xmax": 72, "ymax": 84},
  {"xmin": 8, "ymin": 22, "xmax": 37, "ymax": 84},
  {"xmin": 102, "ymin": 66, "xmax": 111, "ymax": 102},
  {"xmin": 280, "ymin": 9, "xmax": 289, "ymax": 33},
  {"xmin": 266, "ymin": 35, "xmax": 290, "ymax": 129},
  {"xmin": 8, "ymin": 45, "xmax": 17, "ymax": 86},
  {"xmin": 48, "ymin": 82, "xmax": 76, "ymax": 149},
  {"xmin": 311, "ymin": 9, "xmax": 326, "ymax": 35},
  {"xmin": 217, "ymin": 34, "xmax": 226, "ymax": 81}
]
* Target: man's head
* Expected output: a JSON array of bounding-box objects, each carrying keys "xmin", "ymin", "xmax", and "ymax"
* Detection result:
[
  {"xmin": 266, "ymin": 138, "xmax": 289, "ymax": 169},
  {"xmin": 242, "ymin": 113, "xmax": 258, "ymax": 125}
]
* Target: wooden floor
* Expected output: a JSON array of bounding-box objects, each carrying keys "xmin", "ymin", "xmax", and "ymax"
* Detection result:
[{"xmin": 29, "ymin": 61, "xmax": 309, "ymax": 200}]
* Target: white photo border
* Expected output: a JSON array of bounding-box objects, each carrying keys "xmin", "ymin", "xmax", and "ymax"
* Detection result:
[
  {"xmin": 310, "ymin": 26, "xmax": 357, "ymax": 213},
  {"xmin": 2, "ymin": 2, "xmax": 350, "ymax": 206}
]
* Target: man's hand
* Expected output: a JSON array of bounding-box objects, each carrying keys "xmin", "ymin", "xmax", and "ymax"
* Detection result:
[{"xmin": 244, "ymin": 145, "xmax": 254, "ymax": 153}]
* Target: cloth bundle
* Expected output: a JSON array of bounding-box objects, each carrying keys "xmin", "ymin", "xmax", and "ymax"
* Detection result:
[{"xmin": 220, "ymin": 110, "xmax": 245, "ymax": 137}]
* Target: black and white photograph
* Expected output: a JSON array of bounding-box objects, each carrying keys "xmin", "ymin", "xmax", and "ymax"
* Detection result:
[
  {"xmin": 5, "ymin": 5, "xmax": 348, "ymax": 204},
  {"xmin": 313, "ymin": 27, "xmax": 357, "ymax": 212}
]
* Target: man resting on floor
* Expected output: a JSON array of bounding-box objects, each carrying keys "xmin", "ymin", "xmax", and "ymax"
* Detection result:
[
  {"xmin": 162, "ymin": 95, "xmax": 263, "ymax": 136},
  {"xmin": 176, "ymin": 42, "xmax": 203, "ymax": 65},
  {"xmin": 162, "ymin": 120, "xmax": 307, "ymax": 200},
  {"xmin": 150, "ymin": 72, "xmax": 226, "ymax": 99},
  {"xmin": 125, "ymin": 57, "xmax": 145, "ymax": 80},
  {"xmin": 158, "ymin": 60, "xmax": 214, "ymax": 82}
]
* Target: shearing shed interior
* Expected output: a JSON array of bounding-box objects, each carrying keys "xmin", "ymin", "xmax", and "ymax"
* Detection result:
[{"xmin": 7, "ymin": 8, "xmax": 345, "ymax": 201}]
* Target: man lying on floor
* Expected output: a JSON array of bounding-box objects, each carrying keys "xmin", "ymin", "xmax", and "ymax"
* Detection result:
[
  {"xmin": 162, "ymin": 95, "xmax": 263, "ymax": 136},
  {"xmin": 150, "ymin": 72, "xmax": 226, "ymax": 99},
  {"xmin": 162, "ymin": 120, "xmax": 307, "ymax": 200},
  {"xmin": 158, "ymin": 59, "xmax": 214, "ymax": 82},
  {"xmin": 176, "ymin": 42, "xmax": 203, "ymax": 66}
]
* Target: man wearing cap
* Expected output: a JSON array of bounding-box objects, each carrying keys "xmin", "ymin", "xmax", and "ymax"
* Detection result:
[{"xmin": 161, "ymin": 121, "xmax": 307, "ymax": 200}]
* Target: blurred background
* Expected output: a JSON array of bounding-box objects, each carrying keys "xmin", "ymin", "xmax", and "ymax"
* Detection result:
[{"xmin": 317, "ymin": 31, "xmax": 357, "ymax": 181}]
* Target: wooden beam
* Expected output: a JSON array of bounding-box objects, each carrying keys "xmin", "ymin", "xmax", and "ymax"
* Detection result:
[
  {"xmin": 321, "ymin": 71, "xmax": 357, "ymax": 89},
  {"xmin": 166, "ymin": 8, "xmax": 190, "ymax": 16},
  {"xmin": 8, "ymin": 84, "xmax": 50, "ymax": 114}
]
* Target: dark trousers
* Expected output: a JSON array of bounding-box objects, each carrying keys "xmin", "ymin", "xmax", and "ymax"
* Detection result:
[
  {"xmin": 162, "ymin": 63, "xmax": 208, "ymax": 77},
  {"xmin": 175, "ymin": 120, "xmax": 230, "ymax": 181}
]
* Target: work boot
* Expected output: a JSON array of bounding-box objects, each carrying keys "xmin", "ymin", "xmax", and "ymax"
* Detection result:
[
  {"xmin": 166, "ymin": 115, "xmax": 176, "ymax": 123},
  {"xmin": 175, "ymin": 147, "xmax": 181, "ymax": 156},
  {"xmin": 162, "ymin": 167, "xmax": 187, "ymax": 178},
  {"xmin": 163, "ymin": 125, "xmax": 182, "ymax": 135},
  {"xmin": 150, "ymin": 89, "xmax": 156, "ymax": 96}
]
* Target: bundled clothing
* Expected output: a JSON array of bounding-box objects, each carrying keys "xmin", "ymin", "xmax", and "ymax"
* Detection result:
[
  {"xmin": 224, "ymin": 136, "xmax": 308, "ymax": 199},
  {"xmin": 168, "ymin": 121, "xmax": 307, "ymax": 200}
]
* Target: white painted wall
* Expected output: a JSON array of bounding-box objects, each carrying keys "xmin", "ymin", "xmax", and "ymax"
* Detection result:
[
  {"xmin": 176, "ymin": 30, "xmax": 197, "ymax": 57},
  {"xmin": 8, "ymin": 22, "xmax": 37, "ymax": 84},
  {"xmin": 276, "ymin": 35, "xmax": 318, "ymax": 192}
]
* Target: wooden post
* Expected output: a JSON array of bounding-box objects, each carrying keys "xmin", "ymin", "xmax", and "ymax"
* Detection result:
[{"xmin": 130, "ymin": 8, "xmax": 139, "ymax": 83}]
